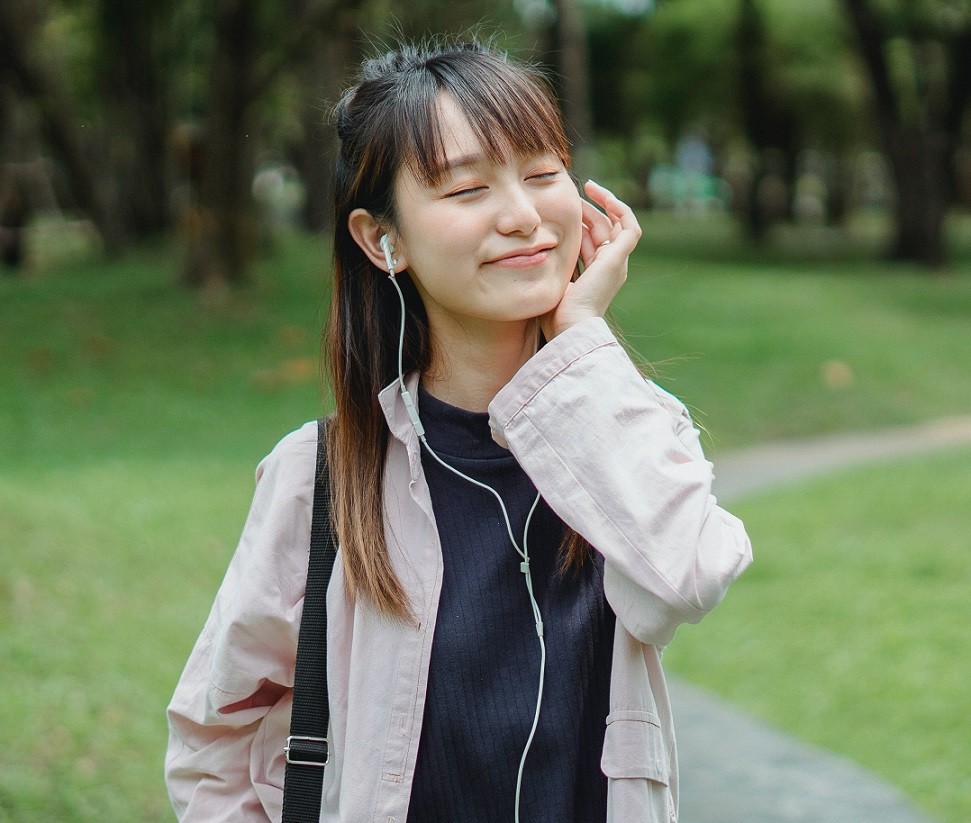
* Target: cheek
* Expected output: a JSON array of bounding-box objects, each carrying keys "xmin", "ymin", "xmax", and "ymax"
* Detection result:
[
  {"xmin": 396, "ymin": 207, "xmax": 464, "ymax": 278},
  {"xmin": 556, "ymin": 200, "xmax": 584, "ymax": 267},
  {"xmin": 546, "ymin": 188, "xmax": 583, "ymax": 246},
  {"xmin": 410, "ymin": 207, "xmax": 481, "ymax": 262}
]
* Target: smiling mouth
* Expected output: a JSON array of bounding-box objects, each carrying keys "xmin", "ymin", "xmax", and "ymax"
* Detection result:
[{"xmin": 487, "ymin": 246, "xmax": 555, "ymax": 268}]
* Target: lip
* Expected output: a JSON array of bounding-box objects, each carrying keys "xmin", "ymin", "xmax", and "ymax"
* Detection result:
[{"xmin": 486, "ymin": 243, "xmax": 556, "ymax": 267}]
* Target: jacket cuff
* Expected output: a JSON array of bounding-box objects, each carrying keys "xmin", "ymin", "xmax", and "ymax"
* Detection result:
[{"xmin": 489, "ymin": 317, "xmax": 619, "ymax": 447}]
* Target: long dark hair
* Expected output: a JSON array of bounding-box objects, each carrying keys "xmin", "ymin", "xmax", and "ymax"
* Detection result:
[{"xmin": 327, "ymin": 38, "xmax": 591, "ymax": 620}]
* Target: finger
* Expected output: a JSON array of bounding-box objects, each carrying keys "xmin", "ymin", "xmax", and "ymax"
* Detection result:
[
  {"xmin": 584, "ymin": 179, "xmax": 635, "ymax": 220},
  {"xmin": 580, "ymin": 210, "xmax": 626, "ymax": 270},
  {"xmin": 585, "ymin": 181, "xmax": 629, "ymax": 230},
  {"xmin": 579, "ymin": 221, "xmax": 598, "ymax": 267},
  {"xmin": 578, "ymin": 226, "xmax": 624, "ymax": 282},
  {"xmin": 581, "ymin": 199, "xmax": 611, "ymax": 247},
  {"xmin": 583, "ymin": 179, "xmax": 624, "ymax": 225},
  {"xmin": 591, "ymin": 181, "xmax": 640, "ymax": 233},
  {"xmin": 585, "ymin": 180, "xmax": 641, "ymax": 247}
]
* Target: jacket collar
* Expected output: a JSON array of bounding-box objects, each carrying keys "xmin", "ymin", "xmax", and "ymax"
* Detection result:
[{"xmin": 378, "ymin": 372, "xmax": 423, "ymax": 480}]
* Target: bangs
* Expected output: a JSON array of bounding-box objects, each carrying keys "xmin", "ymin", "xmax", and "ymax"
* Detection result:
[{"xmin": 399, "ymin": 53, "xmax": 571, "ymax": 187}]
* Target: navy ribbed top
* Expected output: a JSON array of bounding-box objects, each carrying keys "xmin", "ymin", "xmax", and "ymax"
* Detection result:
[{"xmin": 406, "ymin": 383, "xmax": 615, "ymax": 822}]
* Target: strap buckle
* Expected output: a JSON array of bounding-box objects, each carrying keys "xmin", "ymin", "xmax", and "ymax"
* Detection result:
[{"xmin": 285, "ymin": 735, "xmax": 329, "ymax": 767}]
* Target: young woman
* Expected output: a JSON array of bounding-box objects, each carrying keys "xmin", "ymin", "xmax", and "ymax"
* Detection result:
[{"xmin": 165, "ymin": 38, "xmax": 752, "ymax": 823}]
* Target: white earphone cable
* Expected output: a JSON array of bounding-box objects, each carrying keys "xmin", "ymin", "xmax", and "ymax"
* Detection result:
[{"xmin": 387, "ymin": 266, "xmax": 546, "ymax": 823}]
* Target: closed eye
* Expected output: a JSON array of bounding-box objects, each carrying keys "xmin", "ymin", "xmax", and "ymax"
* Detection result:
[
  {"xmin": 446, "ymin": 186, "xmax": 486, "ymax": 198},
  {"xmin": 528, "ymin": 171, "xmax": 560, "ymax": 182}
]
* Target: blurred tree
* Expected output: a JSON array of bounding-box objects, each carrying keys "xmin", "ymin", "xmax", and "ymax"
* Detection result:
[
  {"xmin": 182, "ymin": 0, "xmax": 371, "ymax": 288},
  {"xmin": 0, "ymin": 0, "xmax": 124, "ymax": 253},
  {"xmin": 0, "ymin": 164, "xmax": 30, "ymax": 270},
  {"xmin": 549, "ymin": 0, "xmax": 596, "ymax": 177},
  {"xmin": 635, "ymin": 0, "xmax": 740, "ymax": 145},
  {"xmin": 181, "ymin": 0, "xmax": 261, "ymax": 289},
  {"xmin": 737, "ymin": 0, "xmax": 798, "ymax": 237},
  {"xmin": 759, "ymin": 0, "xmax": 869, "ymax": 224},
  {"xmin": 608, "ymin": 0, "xmax": 870, "ymax": 227},
  {"xmin": 585, "ymin": 6, "xmax": 642, "ymax": 139},
  {"xmin": 93, "ymin": 0, "xmax": 176, "ymax": 238},
  {"xmin": 0, "ymin": 69, "xmax": 28, "ymax": 270},
  {"xmin": 1, "ymin": 0, "xmax": 384, "ymax": 284},
  {"xmin": 842, "ymin": 0, "xmax": 971, "ymax": 266},
  {"xmin": 290, "ymin": 0, "xmax": 366, "ymax": 233},
  {"xmin": 0, "ymin": 0, "xmax": 185, "ymax": 252}
]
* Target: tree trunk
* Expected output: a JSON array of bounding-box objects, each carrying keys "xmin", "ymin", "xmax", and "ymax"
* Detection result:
[
  {"xmin": 0, "ymin": 2, "xmax": 124, "ymax": 254},
  {"xmin": 294, "ymin": 9, "xmax": 359, "ymax": 233},
  {"xmin": 98, "ymin": 0, "xmax": 172, "ymax": 238},
  {"xmin": 736, "ymin": 0, "xmax": 783, "ymax": 240},
  {"xmin": 549, "ymin": 0, "xmax": 595, "ymax": 179},
  {"xmin": 182, "ymin": 0, "xmax": 260, "ymax": 288},
  {"xmin": 842, "ymin": 0, "xmax": 949, "ymax": 266},
  {"xmin": 826, "ymin": 154, "xmax": 851, "ymax": 226},
  {"xmin": 0, "ymin": 166, "xmax": 30, "ymax": 271},
  {"xmin": 886, "ymin": 130, "xmax": 949, "ymax": 267},
  {"xmin": 943, "ymin": 26, "xmax": 971, "ymax": 208}
]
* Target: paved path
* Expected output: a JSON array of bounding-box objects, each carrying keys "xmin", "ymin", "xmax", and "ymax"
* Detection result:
[
  {"xmin": 710, "ymin": 416, "xmax": 971, "ymax": 502},
  {"xmin": 672, "ymin": 416, "xmax": 971, "ymax": 822},
  {"xmin": 670, "ymin": 679, "xmax": 938, "ymax": 823}
]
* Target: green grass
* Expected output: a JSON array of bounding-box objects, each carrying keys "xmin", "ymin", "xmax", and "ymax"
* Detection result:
[
  {"xmin": 2, "ymin": 234, "xmax": 330, "ymax": 821},
  {"xmin": 664, "ymin": 449, "xmax": 971, "ymax": 822},
  {"xmin": 619, "ymin": 210, "xmax": 971, "ymax": 450},
  {"xmin": 1, "ymin": 216, "xmax": 970, "ymax": 820},
  {"xmin": 0, "ymin": 460, "xmax": 248, "ymax": 821},
  {"xmin": 0, "ymin": 234, "xmax": 330, "ymax": 473}
]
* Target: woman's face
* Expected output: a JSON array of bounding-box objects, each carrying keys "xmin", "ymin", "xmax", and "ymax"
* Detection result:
[{"xmin": 391, "ymin": 94, "xmax": 583, "ymax": 335}]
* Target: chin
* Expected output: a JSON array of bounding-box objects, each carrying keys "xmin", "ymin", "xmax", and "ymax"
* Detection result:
[{"xmin": 512, "ymin": 283, "xmax": 566, "ymax": 318}]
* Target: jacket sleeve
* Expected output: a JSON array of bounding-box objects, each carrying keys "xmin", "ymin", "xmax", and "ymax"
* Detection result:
[
  {"xmin": 489, "ymin": 318, "xmax": 752, "ymax": 648},
  {"xmin": 165, "ymin": 422, "xmax": 317, "ymax": 821}
]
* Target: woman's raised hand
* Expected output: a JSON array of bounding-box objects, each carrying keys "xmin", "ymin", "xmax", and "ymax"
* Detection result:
[{"xmin": 540, "ymin": 180, "xmax": 642, "ymax": 340}]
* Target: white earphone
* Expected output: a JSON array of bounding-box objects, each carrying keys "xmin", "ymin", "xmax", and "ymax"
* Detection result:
[{"xmin": 379, "ymin": 234, "xmax": 396, "ymax": 275}]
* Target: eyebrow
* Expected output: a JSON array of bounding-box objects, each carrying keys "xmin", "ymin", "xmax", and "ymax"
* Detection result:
[
  {"xmin": 436, "ymin": 149, "xmax": 561, "ymax": 182},
  {"xmin": 442, "ymin": 153, "xmax": 488, "ymax": 174}
]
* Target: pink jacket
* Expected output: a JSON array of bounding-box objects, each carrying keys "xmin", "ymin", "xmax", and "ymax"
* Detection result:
[{"xmin": 165, "ymin": 317, "xmax": 752, "ymax": 822}]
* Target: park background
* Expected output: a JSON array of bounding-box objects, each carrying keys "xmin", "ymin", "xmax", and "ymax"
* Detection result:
[{"xmin": 1, "ymin": 0, "xmax": 969, "ymax": 820}]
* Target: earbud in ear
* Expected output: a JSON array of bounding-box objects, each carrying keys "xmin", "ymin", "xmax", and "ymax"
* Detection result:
[{"xmin": 379, "ymin": 234, "xmax": 396, "ymax": 274}]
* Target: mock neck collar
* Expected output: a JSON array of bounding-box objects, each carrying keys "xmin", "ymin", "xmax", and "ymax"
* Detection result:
[
  {"xmin": 415, "ymin": 382, "xmax": 510, "ymax": 460},
  {"xmin": 378, "ymin": 373, "xmax": 512, "ymax": 479}
]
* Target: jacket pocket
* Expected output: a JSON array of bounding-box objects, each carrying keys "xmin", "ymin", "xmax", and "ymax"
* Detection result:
[
  {"xmin": 601, "ymin": 710, "xmax": 668, "ymax": 783},
  {"xmin": 601, "ymin": 710, "xmax": 675, "ymax": 822}
]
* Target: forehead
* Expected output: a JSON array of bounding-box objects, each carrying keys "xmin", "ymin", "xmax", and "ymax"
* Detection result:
[{"xmin": 434, "ymin": 95, "xmax": 487, "ymax": 162}]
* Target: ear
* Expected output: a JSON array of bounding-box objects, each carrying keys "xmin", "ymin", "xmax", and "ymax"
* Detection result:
[{"xmin": 348, "ymin": 208, "xmax": 408, "ymax": 274}]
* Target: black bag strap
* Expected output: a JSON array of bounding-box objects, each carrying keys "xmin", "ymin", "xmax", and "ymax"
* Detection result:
[{"xmin": 282, "ymin": 418, "xmax": 338, "ymax": 822}]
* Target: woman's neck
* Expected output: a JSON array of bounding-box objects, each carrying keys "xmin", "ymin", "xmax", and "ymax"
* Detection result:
[{"xmin": 421, "ymin": 318, "xmax": 538, "ymax": 413}]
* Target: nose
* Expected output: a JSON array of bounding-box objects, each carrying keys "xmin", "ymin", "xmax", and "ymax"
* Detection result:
[{"xmin": 495, "ymin": 182, "xmax": 541, "ymax": 236}]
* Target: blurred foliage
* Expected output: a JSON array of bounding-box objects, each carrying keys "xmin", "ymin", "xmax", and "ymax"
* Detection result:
[
  {"xmin": 585, "ymin": 0, "xmax": 870, "ymax": 150},
  {"xmin": 1, "ymin": 0, "xmax": 969, "ymax": 276}
]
